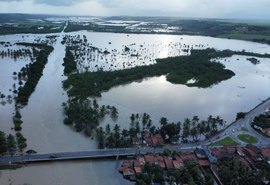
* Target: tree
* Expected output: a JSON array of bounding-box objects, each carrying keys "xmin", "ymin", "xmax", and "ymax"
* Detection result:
[
  {"xmin": 122, "ymin": 129, "xmax": 129, "ymax": 138},
  {"xmin": 1, "ymin": 93, "xmax": 5, "ymax": 101},
  {"xmin": 218, "ymin": 157, "xmax": 262, "ymax": 185},
  {"xmin": 190, "ymin": 127, "xmax": 198, "ymax": 141},
  {"xmin": 160, "ymin": 117, "xmax": 168, "ymax": 126},
  {"xmin": 110, "ymin": 106, "xmax": 118, "ymax": 121},
  {"xmin": 0, "ymin": 131, "xmax": 7, "ymax": 153},
  {"xmin": 182, "ymin": 118, "xmax": 191, "ymax": 142},
  {"xmin": 130, "ymin": 114, "xmax": 135, "ymax": 123},
  {"xmin": 205, "ymin": 173, "xmax": 214, "ymax": 185},
  {"xmin": 105, "ymin": 124, "xmax": 111, "ymax": 135},
  {"xmin": 7, "ymin": 134, "xmax": 16, "ymax": 153},
  {"xmin": 113, "ymin": 124, "xmax": 120, "ymax": 134},
  {"xmin": 96, "ymin": 127, "xmax": 105, "ymax": 149},
  {"xmin": 192, "ymin": 115, "xmax": 199, "ymax": 127}
]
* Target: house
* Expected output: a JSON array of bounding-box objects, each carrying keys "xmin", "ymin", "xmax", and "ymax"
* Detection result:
[
  {"xmin": 261, "ymin": 147, "xmax": 270, "ymax": 159},
  {"xmin": 134, "ymin": 167, "xmax": 142, "ymax": 175},
  {"xmin": 198, "ymin": 159, "xmax": 211, "ymax": 167},
  {"xmin": 144, "ymin": 134, "xmax": 164, "ymax": 146},
  {"xmin": 123, "ymin": 168, "xmax": 135, "ymax": 180},
  {"xmin": 243, "ymin": 148, "xmax": 262, "ymax": 162},
  {"xmin": 180, "ymin": 152, "xmax": 196, "ymax": 162},
  {"xmin": 156, "ymin": 155, "xmax": 166, "ymax": 169},
  {"xmin": 164, "ymin": 158, "xmax": 174, "ymax": 170},
  {"xmin": 137, "ymin": 157, "xmax": 146, "ymax": 166},
  {"xmin": 134, "ymin": 160, "xmax": 140, "ymax": 167},
  {"xmin": 264, "ymin": 128, "xmax": 270, "ymax": 136},
  {"xmin": 194, "ymin": 148, "xmax": 207, "ymax": 159},
  {"xmin": 119, "ymin": 160, "xmax": 132, "ymax": 173},
  {"xmin": 144, "ymin": 155, "xmax": 157, "ymax": 164},
  {"xmin": 265, "ymin": 108, "xmax": 270, "ymax": 117},
  {"xmin": 236, "ymin": 147, "xmax": 245, "ymax": 157},
  {"xmin": 212, "ymin": 147, "xmax": 235, "ymax": 158},
  {"xmin": 172, "ymin": 160, "xmax": 183, "ymax": 169},
  {"xmin": 246, "ymin": 144, "xmax": 261, "ymax": 155}
]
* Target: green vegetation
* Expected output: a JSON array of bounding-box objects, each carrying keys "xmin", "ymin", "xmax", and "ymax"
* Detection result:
[
  {"xmin": 247, "ymin": 57, "xmax": 260, "ymax": 65},
  {"xmin": 136, "ymin": 162, "xmax": 165, "ymax": 185},
  {"xmin": 211, "ymin": 136, "xmax": 239, "ymax": 146},
  {"xmin": 163, "ymin": 148, "xmax": 172, "ymax": 156},
  {"xmin": 252, "ymin": 114, "xmax": 270, "ymax": 129},
  {"xmin": 0, "ymin": 130, "xmax": 27, "ymax": 154},
  {"xmin": 16, "ymin": 132, "xmax": 27, "ymax": 151},
  {"xmin": 236, "ymin": 112, "xmax": 247, "ymax": 120},
  {"xmin": 97, "ymin": 123, "xmax": 132, "ymax": 149},
  {"xmin": 16, "ymin": 43, "xmax": 54, "ymax": 105},
  {"xmin": 237, "ymin": 134, "xmax": 258, "ymax": 144},
  {"xmin": 63, "ymin": 98, "xmax": 118, "ymax": 137},
  {"xmin": 0, "ymin": 164, "xmax": 22, "ymax": 170},
  {"xmin": 63, "ymin": 49, "xmax": 77, "ymax": 75},
  {"xmin": 0, "ymin": 131, "xmax": 7, "ymax": 153},
  {"xmin": 218, "ymin": 157, "xmax": 267, "ymax": 185},
  {"xmin": 137, "ymin": 160, "xmax": 207, "ymax": 185},
  {"xmin": 240, "ymin": 127, "xmax": 249, "ymax": 132}
]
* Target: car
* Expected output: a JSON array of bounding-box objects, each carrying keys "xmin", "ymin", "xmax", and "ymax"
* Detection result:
[{"xmin": 49, "ymin": 154, "xmax": 57, "ymax": 158}]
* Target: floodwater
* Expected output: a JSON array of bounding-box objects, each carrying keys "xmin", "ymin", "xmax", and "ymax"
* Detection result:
[{"xmin": 0, "ymin": 31, "xmax": 270, "ymax": 185}]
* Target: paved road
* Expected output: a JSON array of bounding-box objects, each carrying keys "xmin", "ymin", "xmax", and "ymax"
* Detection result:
[{"xmin": 0, "ymin": 146, "xmax": 197, "ymax": 164}]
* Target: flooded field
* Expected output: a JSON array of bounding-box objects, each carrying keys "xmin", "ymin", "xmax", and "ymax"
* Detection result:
[{"xmin": 0, "ymin": 31, "xmax": 270, "ymax": 185}]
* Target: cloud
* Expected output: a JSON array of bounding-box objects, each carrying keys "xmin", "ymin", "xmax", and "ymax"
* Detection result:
[
  {"xmin": 33, "ymin": 0, "xmax": 87, "ymax": 6},
  {"xmin": 0, "ymin": 0, "xmax": 269, "ymax": 19},
  {"xmin": 0, "ymin": 0, "xmax": 24, "ymax": 1}
]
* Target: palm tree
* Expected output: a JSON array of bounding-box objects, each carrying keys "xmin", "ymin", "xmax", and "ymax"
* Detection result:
[
  {"xmin": 192, "ymin": 115, "xmax": 199, "ymax": 127},
  {"xmin": 160, "ymin": 117, "xmax": 168, "ymax": 126},
  {"xmin": 105, "ymin": 124, "xmax": 111, "ymax": 135},
  {"xmin": 130, "ymin": 114, "xmax": 135, "ymax": 123},
  {"xmin": 113, "ymin": 124, "xmax": 120, "ymax": 134},
  {"xmin": 216, "ymin": 116, "xmax": 224, "ymax": 129},
  {"xmin": 182, "ymin": 118, "xmax": 191, "ymax": 141},
  {"xmin": 190, "ymin": 127, "xmax": 198, "ymax": 141}
]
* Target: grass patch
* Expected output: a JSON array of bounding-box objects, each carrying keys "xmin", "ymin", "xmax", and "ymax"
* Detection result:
[
  {"xmin": 240, "ymin": 127, "xmax": 249, "ymax": 132},
  {"xmin": 210, "ymin": 136, "xmax": 239, "ymax": 146},
  {"xmin": 237, "ymin": 134, "xmax": 258, "ymax": 144}
]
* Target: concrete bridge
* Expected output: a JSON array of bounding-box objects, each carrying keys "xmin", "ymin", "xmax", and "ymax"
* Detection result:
[{"xmin": 0, "ymin": 145, "xmax": 195, "ymax": 164}]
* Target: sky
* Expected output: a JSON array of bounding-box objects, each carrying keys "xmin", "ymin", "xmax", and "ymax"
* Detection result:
[{"xmin": 0, "ymin": 0, "xmax": 270, "ymax": 20}]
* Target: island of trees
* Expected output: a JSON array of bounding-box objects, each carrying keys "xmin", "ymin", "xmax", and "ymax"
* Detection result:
[{"xmin": 63, "ymin": 48, "xmax": 270, "ymax": 98}]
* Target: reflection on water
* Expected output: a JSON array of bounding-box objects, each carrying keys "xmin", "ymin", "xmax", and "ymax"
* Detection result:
[{"xmin": 99, "ymin": 55, "xmax": 270, "ymax": 129}]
